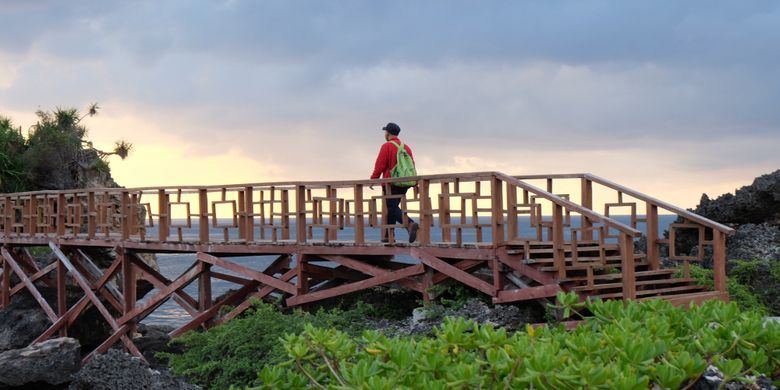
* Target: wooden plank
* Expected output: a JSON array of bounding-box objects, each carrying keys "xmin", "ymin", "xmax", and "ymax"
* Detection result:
[
  {"xmin": 572, "ymin": 278, "xmax": 697, "ymax": 292},
  {"xmin": 596, "ymin": 284, "xmax": 707, "ymax": 300},
  {"xmin": 197, "ymin": 252, "xmax": 297, "ymax": 294},
  {"xmin": 286, "ymin": 263, "xmax": 424, "ymax": 306},
  {"xmin": 496, "ymin": 251, "xmax": 556, "ymax": 285},
  {"xmin": 494, "ymin": 284, "xmax": 562, "ymax": 304},
  {"xmin": 411, "ymin": 248, "xmax": 495, "ymax": 296},
  {"xmin": 560, "ymin": 269, "xmax": 675, "ymax": 283},
  {"xmin": 1, "ymin": 247, "xmax": 57, "ymax": 322},
  {"xmin": 647, "ymin": 291, "xmax": 728, "ymax": 306}
]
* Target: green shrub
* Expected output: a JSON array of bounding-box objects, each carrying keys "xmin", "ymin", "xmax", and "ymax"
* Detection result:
[
  {"xmin": 254, "ymin": 293, "xmax": 780, "ymax": 389},
  {"xmin": 678, "ymin": 262, "xmax": 770, "ymax": 314},
  {"xmin": 160, "ymin": 301, "xmax": 377, "ymax": 389}
]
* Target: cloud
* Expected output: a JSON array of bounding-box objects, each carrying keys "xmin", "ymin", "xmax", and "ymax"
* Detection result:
[{"xmin": 0, "ymin": 1, "xmax": 779, "ymax": 207}]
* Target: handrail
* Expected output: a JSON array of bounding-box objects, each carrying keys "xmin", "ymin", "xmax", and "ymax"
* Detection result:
[
  {"xmin": 495, "ymin": 173, "xmax": 641, "ymax": 237},
  {"xmin": 0, "ymin": 172, "xmax": 503, "ymax": 197},
  {"xmin": 583, "ymin": 173, "xmax": 735, "ymax": 235}
]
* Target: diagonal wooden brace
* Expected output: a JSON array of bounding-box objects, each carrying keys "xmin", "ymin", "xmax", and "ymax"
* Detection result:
[
  {"xmin": 320, "ymin": 255, "xmax": 424, "ymax": 292},
  {"xmin": 286, "ymin": 263, "xmax": 424, "ymax": 306},
  {"xmin": 49, "ymin": 242, "xmax": 145, "ymax": 361},
  {"xmin": 411, "ymin": 248, "xmax": 495, "ymax": 296},
  {"xmin": 2, "ymin": 247, "xmax": 58, "ymax": 322},
  {"xmin": 197, "ymin": 252, "xmax": 297, "ymax": 294}
]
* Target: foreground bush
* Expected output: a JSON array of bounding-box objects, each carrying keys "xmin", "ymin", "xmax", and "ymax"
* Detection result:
[
  {"xmin": 254, "ymin": 294, "xmax": 780, "ymax": 389},
  {"xmin": 161, "ymin": 301, "xmax": 376, "ymax": 389}
]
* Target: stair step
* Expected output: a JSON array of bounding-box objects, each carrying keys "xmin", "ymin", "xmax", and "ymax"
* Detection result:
[
  {"xmin": 559, "ymin": 269, "xmax": 675, "ymax": 283},
  {"xmin": 539, "ymin": 261, "xmax": 649, "ymax": 272},
  {"xmin": 572, "ymin": 278, "xmax": 697, "ymax": 292},
  {"xmin": 524, "ymin": 254, "xmax": 645, "ymax": 265},
  {"xmin": 593, "ymin": 284, "xmax": 708, "ymax": 300}
]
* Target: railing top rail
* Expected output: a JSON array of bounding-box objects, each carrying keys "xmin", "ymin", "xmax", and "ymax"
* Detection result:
[
  {"xmin": 497, "ymin": 173, "xmax": 642, "ymax": 237},
  {"xmin": 583, "ymin": 173, "xmax": 735, "ymax": 235},
  {"xmin": 0, "ymin": 172, "xmax": 505, "ymax": 197}
]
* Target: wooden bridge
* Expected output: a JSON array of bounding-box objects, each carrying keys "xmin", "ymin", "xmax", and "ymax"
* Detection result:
[{"xmin": 0, "ymin": 172, "xmax": 732, "ymax": 362}]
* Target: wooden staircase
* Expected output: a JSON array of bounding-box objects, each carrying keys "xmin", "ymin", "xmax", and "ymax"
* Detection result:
[{"xmin": 500, "ymin": 241, "xmax": 709, "ymax": 303}]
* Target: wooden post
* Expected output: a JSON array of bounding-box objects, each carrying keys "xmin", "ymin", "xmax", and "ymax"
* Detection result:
[
  {"xmin": 418, "ymin": 179, "xmax": 431, "ymax": 245},
  {"xmin": 27, "ymin": 194, "xmax": 36, "ymax": 236},
  {"xmin": 237, "ymin": 190, "xmax": 246, "ymax": 240},
  {"xmin": 121, "ymin": 192, "xmax": 130, "ymax": 240},
  {"xmin": 354, "ymin": 184, "xmax": 365, "ymax": 244},
  {"xmin": 199, "ymin": 263, "xmax": 212, "ymax": 310},
  {"xmin": 421, "ymin": 266, "xmax": 434, "ymax": 303},
  {"xmin": 506, "ymin": 184, "xmax": 517, "ymax": 241},
  {"xmin": 282, "ymin": 190, "xmax": 290, "ymax": 240},
  {"xmin": 1, "ymin": 253, "xmax": 9, "ymax": 308},
  {"xmin": 296, "ymin": 186, "xmax": 306, "ymax": 243},
  {"xmin": 552, "ymin": 204, "xmax": 566, "ymax": 280},
  {"xmin": 713, "ymin": 230, "xmax": 727, "ymax": 293},
  {"xmin": 199, "ymin": 189, "xmax": 209, "ymax": 243},
  {"xmin": 296, "ymin": 254, "xmax": 308, "ymax": 295},
  {"xmin": 4, "ymin": 196, "xmax": 12, "ymax": 237},
  {"xmin": 646, "ymin": 203, "xmax": 660, "ymax": 270},
  {"xmin": 56, "ymin": 194, "xmax": 66, "ymax": 236},
  {"xmin": 327, "ymin": 186, "xmax": 337, "ymax": 241},
  {"xmin": 86, "ymin": 192, "xmax": 96, "ymax": 238},
  {"xmin": 57, "ymin": 256, "xmax": 67, "ymax": 336},
  {"xmin": 245, "ymin": 187, "xmax": 254, "ymax": 242},
  {"xmin": 440, "ymin": 181, "xmax": 451, "ymax": 242},
  {"xmin": 491, "ymin": 176, "xmax": 504, "ymax": 246},
  {"xmin": 620, "ymin": 233, "xmax": 636, "ymax": 300},
  {"xmin": 581, "ymin": 178, "xmax": 593, "ymax": 241},
  {"xmin": 158, "ymin": 190, "xmax": 168, "ymax": 241},
  {"xmin": 120, "ymin": 248, "xmax": 137, "ymax": 335}
]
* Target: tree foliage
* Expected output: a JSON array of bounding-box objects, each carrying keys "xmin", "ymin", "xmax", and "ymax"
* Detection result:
[{"xmin": 0, "ymin": 103, "xmax": 132, "ymax": 192}]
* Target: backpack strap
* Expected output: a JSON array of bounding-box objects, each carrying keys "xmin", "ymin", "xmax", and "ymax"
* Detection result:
[{"xmin": 388, "ymin": 140, "xmax": 405, "ymax": 151}]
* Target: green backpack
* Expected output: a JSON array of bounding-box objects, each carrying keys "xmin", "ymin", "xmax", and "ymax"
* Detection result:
[{"xmin": 389, "ymin": 140, "xmax": 417, "ymax": 187}]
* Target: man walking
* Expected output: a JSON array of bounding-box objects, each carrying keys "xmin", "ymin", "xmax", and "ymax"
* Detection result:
[{"xmin": 370, "ymin": 122, "xmax": 420, "ymax": 243}]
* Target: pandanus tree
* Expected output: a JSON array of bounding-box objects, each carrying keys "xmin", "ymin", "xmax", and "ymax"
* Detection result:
[{"xmin": 0, "ymin": 103, "xmax": 132, "ymax": 192}]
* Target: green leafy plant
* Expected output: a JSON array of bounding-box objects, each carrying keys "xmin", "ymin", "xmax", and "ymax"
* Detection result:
[
  {"xmin": 161, "ymin": 300, "xmax": 378, "ymax": 389},
  {"xmin": 251, "ymin": 293, "xmax": 780, "ymax": 389}
]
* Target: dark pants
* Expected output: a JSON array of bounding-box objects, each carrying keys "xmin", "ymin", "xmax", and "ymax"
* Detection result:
[{"xmin": 386, "ymin": 185, "xmax": 414, "ymax": 226}]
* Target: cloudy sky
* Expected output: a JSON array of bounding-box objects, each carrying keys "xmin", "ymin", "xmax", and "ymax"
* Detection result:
[{"xmin": 1, "ymin": 0, "xmax": 778, "ymax": 207}]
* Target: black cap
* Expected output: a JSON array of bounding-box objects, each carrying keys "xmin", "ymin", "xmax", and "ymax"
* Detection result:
[{"xmin": 382, "ymin": 122, "xmax": 401, "ymax": 135}]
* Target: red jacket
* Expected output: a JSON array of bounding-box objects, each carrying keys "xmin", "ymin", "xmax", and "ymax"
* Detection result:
[{"xmin": 371, "ymin": 136, "xmax": 415, "ymax": 179}]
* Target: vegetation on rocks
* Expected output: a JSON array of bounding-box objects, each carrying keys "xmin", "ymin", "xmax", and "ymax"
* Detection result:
[
  {"xmin": 252, "ymin": 293, "xmax": 779, "ymax": 390},
  {"xmin": 0, "ymin": 103, "xmax": 131, "ymax": 192},
  {"xmin": 161, "ymin": 301, "xmax": 381, "ymax": 389}
]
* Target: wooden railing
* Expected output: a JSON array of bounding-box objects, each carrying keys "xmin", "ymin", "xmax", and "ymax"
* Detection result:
[{"xmin": 0, "ymin": 172, "xmax": 731, "ymax": 299}]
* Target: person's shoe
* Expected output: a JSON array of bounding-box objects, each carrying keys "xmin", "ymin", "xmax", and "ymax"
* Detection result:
[
  {"xmin": 408, "ymin": 222, "xmax": 419, "ymax": 243},
  {"xmin": 380, "ymin": 237, "xmax": 389, "ymax": 243}
]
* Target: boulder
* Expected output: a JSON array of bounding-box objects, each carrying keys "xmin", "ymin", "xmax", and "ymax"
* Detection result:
[
  {"xmin": 0, "ymin": 292, "xmax": 53, "ymax": 351},
  {"xmin": 726, "ymin": 223, "xmax": 780, "ymax": 262},
  {"xmin": 694, "ymin": 169, "xmax": 780, "ymax": 226},
  {"xmin": 68, "ymin": 349, "xmax": 200, "ymax": 390},
  {"xmin": 0, "ymin": 337, "xmax": 80, "ymax": 387}
]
